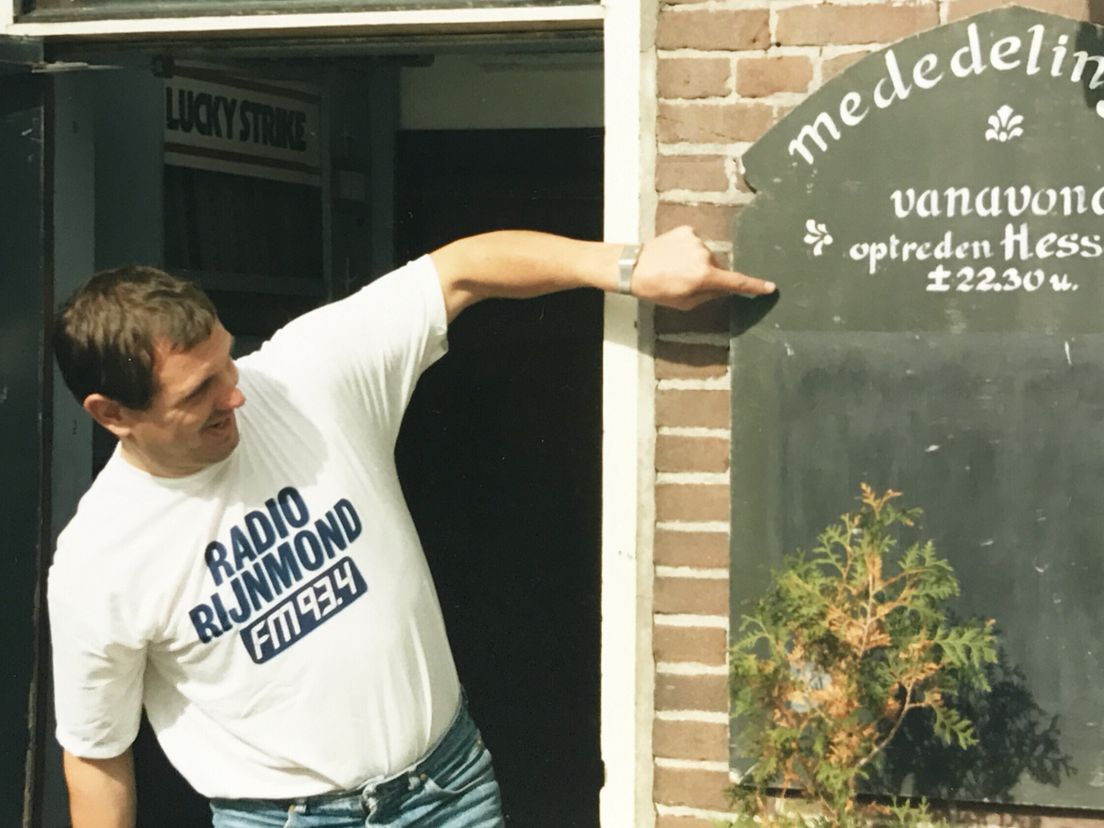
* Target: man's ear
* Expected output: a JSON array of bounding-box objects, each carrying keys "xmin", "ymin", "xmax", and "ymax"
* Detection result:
[{"xmin": 82, "ymin": 394, "xmax": 134, "ymax": 439}]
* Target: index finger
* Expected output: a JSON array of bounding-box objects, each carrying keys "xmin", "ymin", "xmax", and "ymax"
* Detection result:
[{"xmin": 709, "ymin": 265, "xmax": 777, "ymax": 297}]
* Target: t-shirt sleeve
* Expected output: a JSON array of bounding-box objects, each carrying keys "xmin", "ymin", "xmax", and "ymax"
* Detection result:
[
  {"xmin": 240, "ymin": 255, "xmax": 448, "ymax": 441},
  {"xmin": 48, "ymin": 566, "xmax": 146, "ymax": 758}
]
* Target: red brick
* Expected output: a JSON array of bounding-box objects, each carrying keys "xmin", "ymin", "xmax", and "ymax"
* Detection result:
[
  {"xmin": 655, "ymin": 202, "xmax": 741, "ymax": 244},
  {"xmin": 655, "ymin": 576, "xmax": 730, "ymax": 615},
  {"xmin": 657, "ymin": 816, "xmax": 723, "ymax": 828},
  {"xmin": 656, "ymin": 154, "xmax": 729, "ymax": 193},
  {"xmin": 655, "ymin": 529, "xmax": 730, "ymax": 568},
  {"xmin": 656, "ymin": 389, "xmax": 730, "ymax": 430},
  {"xmin": 656, "ymin": 483, "xmax": 730, "ymax": 523},
  {"xmin": 654, "ymin": 624, "xmax": 728, "ymax": 664},
  {"xmin": 657, "ymin": 8, "xmax": 770, "ymax": 51},
  {"xmin": 655, "ymin": 719, "xmax": 729, "ymax": 761},
  {"xmin": 656, "ymin": 672, "xmax": 730, "ymax": 712},
  {"xmin": 950, "ymin": 809, "xmax": 1104, "ymax": 828},
  {"xmin": 822, "ymin": 50, "xmax": 875, "ymax": 82},
  {"xmin": 736, "ymin": 56, "xmax": 814, "ymax": 97},
  {"xmin": 947, "ymin": 0, "xmax": 1097, "ymax": 21},
  {"xmin": 656, "ymin": 300, "xmax": 730, "ymax": 334},
  {"xmin": 657, "ymin": 435, "xmax": 730, "ymax": 473},
  {"xmin": 775, "ymin": 4, "xmax": 939, "ymax": 46},
  {"xmin": 654, "ymin": 765, "xmax": 734, "ymax": 811},
  {"xmin": 773, "ymin": 103, "xmax": 798, "ymax": 123},
  {"xmin": 655, "ymin": 341, "xmax": 728, "ymax": 380},
  {"xmin": 658, "ymin": 57, "xmax": 731, "ymax": 100},
  {"xmin": 658, "ymin": 101, "xmax": 775, "ymax": 144}
]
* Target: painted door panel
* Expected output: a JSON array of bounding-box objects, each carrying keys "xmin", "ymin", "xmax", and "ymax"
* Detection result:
[{"xmin": 0, "ymin": 56, "xmax": 49, "ymax": 828}]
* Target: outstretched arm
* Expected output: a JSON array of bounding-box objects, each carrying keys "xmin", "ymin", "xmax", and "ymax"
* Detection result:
[
  {"xmin": 64, "ymin": 749, "xmax": 136, "ymax": 828},
  {"xmin": 430, "ymin": 226, "xmax": 776, "ymax": 322}
]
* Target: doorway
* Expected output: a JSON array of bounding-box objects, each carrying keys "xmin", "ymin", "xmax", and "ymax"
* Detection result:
[
  {"xmin": 37, "ymin": 44, "xmax": 604, "ymax": 827},
  {"xmin": 394, "ymin": 127, "xmax": 604, "ymax": 826}
]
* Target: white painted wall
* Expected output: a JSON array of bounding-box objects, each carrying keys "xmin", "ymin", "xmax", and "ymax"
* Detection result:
[{"xmin": 600, "ymin": 1, "xmax": 658, "ymax": 825}]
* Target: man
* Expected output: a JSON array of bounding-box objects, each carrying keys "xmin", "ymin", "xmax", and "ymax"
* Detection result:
[{"xmin": 48, "ymin": 227, "xmax": 776, "ymax": 828}]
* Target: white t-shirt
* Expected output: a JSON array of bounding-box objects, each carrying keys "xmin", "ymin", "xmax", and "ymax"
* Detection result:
[{"xmin": 48, "ymin": 257, "xmax": 462, "ymax": 799}]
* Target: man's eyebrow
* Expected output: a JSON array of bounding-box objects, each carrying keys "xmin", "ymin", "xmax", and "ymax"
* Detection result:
[
  {"xmin": 177, "ymin": 336, "xmax": 235, "ymax": 403},
  {"xmin": 179, "ymin": 375, "xmax": 214, "ymax": 403}
]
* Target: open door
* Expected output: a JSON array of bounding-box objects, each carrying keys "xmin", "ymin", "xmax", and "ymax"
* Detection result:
[
  {"xmin": 16, "ymin": 38, "xmax": 603, "ymax": 826},
  {"xmin": 0, "ymin": 36, "xmax": 52, "ymax": 828},
  {"xmin": 395, "ymin": 127, "xmax": 604, "ymax": 826}
]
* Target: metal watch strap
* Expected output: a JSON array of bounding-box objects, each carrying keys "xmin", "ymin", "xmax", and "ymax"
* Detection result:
[{"xmin": 618, "ymin": 244, "xmax": 640, "ymax": 295}]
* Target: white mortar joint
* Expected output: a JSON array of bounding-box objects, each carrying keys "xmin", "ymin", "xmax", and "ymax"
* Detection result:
[
  {"xmin": 656, "ymin": 565, "xmax": 730, "ymax": 578},
  {"xmin": 655, "ymin": 613, "xmax": 730, "ymax": 629}
]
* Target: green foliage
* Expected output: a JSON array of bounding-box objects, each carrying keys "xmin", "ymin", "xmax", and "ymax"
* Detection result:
[{"xmin": 726, "ymin": 486, "xmax": 997, "ymax": 828}]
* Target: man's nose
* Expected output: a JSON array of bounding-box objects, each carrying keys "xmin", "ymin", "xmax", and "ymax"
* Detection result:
[{"xmin": 222, "ymin": 385, "xmax": 246, "ymax": 411}]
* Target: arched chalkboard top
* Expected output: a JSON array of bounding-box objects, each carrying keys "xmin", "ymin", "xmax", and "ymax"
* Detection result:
[
  {"xmin": 744, "ymin": 7, "xmax": 1104, "ymax": 187},
  {"xmin": 732, "ymin": 7, "xmax": 1104, "ymax": 334}
]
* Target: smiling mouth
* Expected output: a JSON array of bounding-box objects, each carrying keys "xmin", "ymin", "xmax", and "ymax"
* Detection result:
[{"xmin": 205, "ymin": 414, "xmax": 235, "ymax": 433}]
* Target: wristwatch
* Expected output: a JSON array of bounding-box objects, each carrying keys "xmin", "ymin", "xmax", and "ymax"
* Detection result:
[{"xmin": 618, "ymin": 244, "xmax": 640, "ymax": 296}]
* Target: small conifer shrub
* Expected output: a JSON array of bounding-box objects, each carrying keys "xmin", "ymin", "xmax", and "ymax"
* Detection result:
[{"xmin": 727, "ymin": 485, "xmax": 998, "ymax": 827}]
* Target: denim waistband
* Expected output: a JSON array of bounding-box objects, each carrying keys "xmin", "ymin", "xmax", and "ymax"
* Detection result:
[{"xmin": 355, "ymin": 690, "xmax": 473, "ymax": 803}]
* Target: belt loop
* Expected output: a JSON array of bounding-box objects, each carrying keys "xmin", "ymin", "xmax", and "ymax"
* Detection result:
[{"xmin": 361, "ymin": 788, "xmax": 379, "ymax": 816}]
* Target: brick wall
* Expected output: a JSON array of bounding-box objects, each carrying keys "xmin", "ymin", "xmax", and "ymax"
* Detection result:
[{"xmin": 648, "ymin": 0, "xmax": 1104, "ymax": 825}]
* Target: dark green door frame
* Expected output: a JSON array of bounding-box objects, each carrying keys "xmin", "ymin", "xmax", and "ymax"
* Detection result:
[{"xmin": 0, "ymin": 44, "xmax": 51, "ymax": 828}]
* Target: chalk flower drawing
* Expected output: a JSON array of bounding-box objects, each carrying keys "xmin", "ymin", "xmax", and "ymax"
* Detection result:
[
  {"xmin": 985, "ymin": 104, "xmax": 1024, "ymax": 142},
  {"xmin": 803, "ymin": 219, "xmax": 833, "ymax": 256}
]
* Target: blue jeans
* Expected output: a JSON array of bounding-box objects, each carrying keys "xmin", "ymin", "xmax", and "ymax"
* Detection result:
[{"xmin": 209, "ymin": 699, "xmax": 505, "ymax": 827}]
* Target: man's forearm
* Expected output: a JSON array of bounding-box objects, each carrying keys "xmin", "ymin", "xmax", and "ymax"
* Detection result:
[
  {"xmin": 431, "ymin": 231, "xmax": 619, "ymax": 320},
  {"xmin": 64, "ymin": 748, "xmax": 137, "ymax": 828},
  {"xmin": 430, "ymin": 227, "xmax": 776, "ymax": 321}
]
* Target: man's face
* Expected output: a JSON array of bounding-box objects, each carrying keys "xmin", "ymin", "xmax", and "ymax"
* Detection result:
[{"xmin": 117, "ymin": 322, "xmax": 246, "ymax": 477}]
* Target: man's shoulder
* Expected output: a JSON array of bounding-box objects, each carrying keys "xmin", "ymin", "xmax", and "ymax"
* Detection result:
[
  {"xmin": 58, "ymin": 455, "xmax": 132, "ymax": 528},
  {"xmin": 53, "ymin": 470, "xmax": 141, "ymax": 574},
  {"xmin": 232, "ymin": 256, "xmax": 444, "ymax": 400},
  {"xmin": 52, "ymin": 453, "xmax": 200, "ymax": 574}
]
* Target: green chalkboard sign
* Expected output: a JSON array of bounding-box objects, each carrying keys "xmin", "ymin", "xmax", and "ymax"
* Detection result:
[{"xmin": 730, "ymin": 7, "xmax": 1104, "ymax": 810}]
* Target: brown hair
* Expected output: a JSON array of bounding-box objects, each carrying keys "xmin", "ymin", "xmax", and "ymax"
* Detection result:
[{"xmin": 53, "ymin": 266, "xmax": 218, "ymax": 410}]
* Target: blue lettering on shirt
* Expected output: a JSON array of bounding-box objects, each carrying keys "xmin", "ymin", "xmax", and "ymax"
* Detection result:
[
  {"xmin": 188, "ymin": 490, "xmax": 367, "ymax": 664},
  {"xmin": 240, "ymin": 557, "xmax": 368, "ymax": 664}
]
